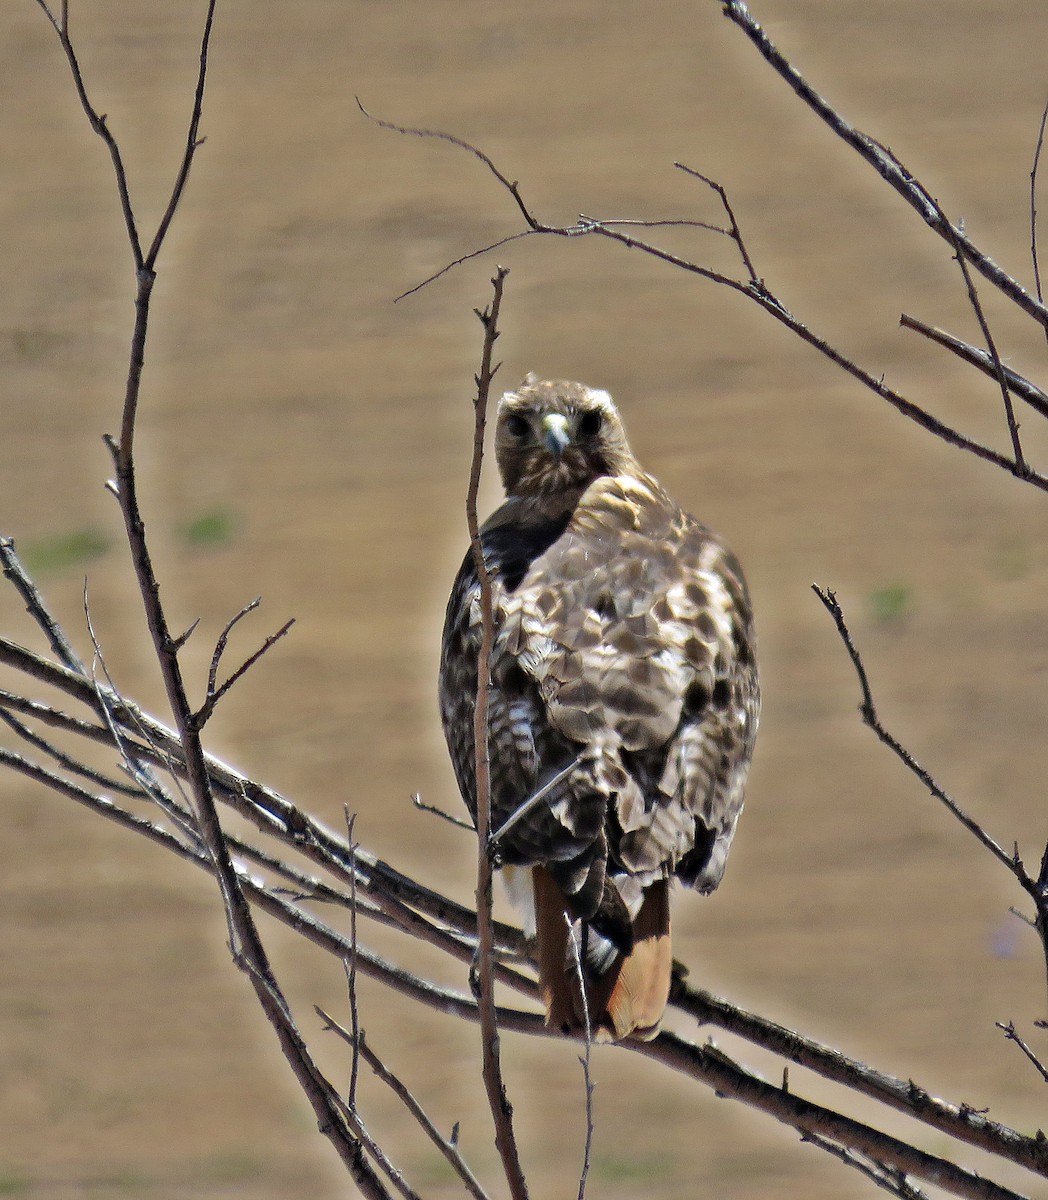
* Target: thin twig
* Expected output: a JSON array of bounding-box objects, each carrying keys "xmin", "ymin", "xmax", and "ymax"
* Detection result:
[
  {"xmin": 813, "ymin": 584, "xmax": 1048, "ymax": 1003},
  {"xmin": 720, "ymin": 0, "xmax": 1048, "ymax": 332},
  {"xmin": 357, "ymin": 100, "xmax": 538, "ymax": 231},
  {"xmin": 488, "ymin": 755, "xmax": 581, "ymax": 848},
  {"xmin": 143, "ymin": 0, "xmax": 216, "ymax": 270},
  {"xmin": 566, "ymin": 919, "xmax": 595, "ymax": 1200},
  {"xmin": 943, "ymin": 222, "xmax": 1026, "ymax": 473},
  {"xmin": 813, "ymin": 586, "xmax": 1024, "ymax": 876},
  {"xmin": 899, "ymin": 315, "xmax": 1048, "ymax": 420},
  {"xmin": 0, "ymin": 705, "xmax": 143, "ymax": 797},
  {"xmin": 83, "ymin": 583, "xmax": 202, "ymax": 849},
  {"xmin": 206, "ymin": 598, "xmax": 260, "ymax": 703},
  {"xmin": 412, "ymin": 791, "xmax": 476, "ymax": 832},
  {"xmin": 195, "ymin": 605, "xmax": 295, "ymax": 728},
  {"xmin": 346, "ymin": 810, "xmax": 362, "ymax": 1111},
  {"xmin": 996, "ymin": 1021, "xmax": 1048, "ymax": 1085},
  {"xmin": 466, "ymin": 266, "xmax": 529, "ymax": 1200},
  {"xmin": 1030, "ymin": 98, "xmax": 1048, "ymax": 316},
  {"xmin": 368, "ymin": 111, "xmax": 1048, "ymax": 495},
  {"xmin": 319, "ymin": 1015, "xmax": 492, "ymax": 1200},
  {"xmin": 674, "ymin": 160, "xmax": 760, "ymax": 282},
  {"xmin": 802, "ymin": 1133, "xmax": 929, "ymax": 1200},
  {"xmin": 33, "ymin": 0, "xmax": 144, "ymax": 268},
  {"xmin": 0, "ymin": 537, "xmax": 86, "ymax": 674}
]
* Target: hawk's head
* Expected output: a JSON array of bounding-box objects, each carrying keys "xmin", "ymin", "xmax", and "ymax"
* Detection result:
[{"xmin": 495, "ymin": 375, "xmax": 638, "ymax": 497}]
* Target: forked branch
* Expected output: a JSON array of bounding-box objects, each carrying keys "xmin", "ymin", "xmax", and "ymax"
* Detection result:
[{"xmin": 360, "ymin": 105, "xmax": 1048, "ymax": 493}]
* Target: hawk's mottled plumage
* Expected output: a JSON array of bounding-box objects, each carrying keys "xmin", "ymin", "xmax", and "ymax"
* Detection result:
[{"xmin": 440, "ymin": 375, "xmax": 759, "ymax": 1040}]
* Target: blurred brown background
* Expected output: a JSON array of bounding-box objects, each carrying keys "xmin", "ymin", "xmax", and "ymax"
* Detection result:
[{"xmin": 2, "ymin": 1, "xmax": 1048, "ymax": 1197}]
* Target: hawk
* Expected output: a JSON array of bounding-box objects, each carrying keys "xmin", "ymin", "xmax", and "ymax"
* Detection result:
[{"xmin": 439, "ymin": 375, "xmax": 759, "ymax": 1041}]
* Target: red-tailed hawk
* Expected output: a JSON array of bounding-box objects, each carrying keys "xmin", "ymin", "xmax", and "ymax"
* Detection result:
[{"xmin": 439, "ymin": 375, "xmax": 759, "ymax": 1041}]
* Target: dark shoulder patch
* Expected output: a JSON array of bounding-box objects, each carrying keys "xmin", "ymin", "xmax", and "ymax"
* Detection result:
[{"xmin": 479, "ymin": 514, "xmax": 572, "ymax": 591}]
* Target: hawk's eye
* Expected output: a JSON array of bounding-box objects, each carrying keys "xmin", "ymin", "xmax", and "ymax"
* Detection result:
[
  {"xmin": 578, "ymin": 409, "xmax": 603, "ymax": 437},
  {"xmin": 506, "ymin": 414, "xmax": 530, "ymax": 440}
]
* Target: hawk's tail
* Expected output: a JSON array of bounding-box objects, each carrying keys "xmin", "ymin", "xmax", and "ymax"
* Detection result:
[{"xmin": 532, "ymin": 865, "xmax": 671, "ymax": 1042}]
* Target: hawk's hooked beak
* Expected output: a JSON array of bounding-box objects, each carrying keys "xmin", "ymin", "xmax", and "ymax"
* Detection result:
[{"xmin": 541, "ymin": 413, "xmax": 572, "ymax": 457}]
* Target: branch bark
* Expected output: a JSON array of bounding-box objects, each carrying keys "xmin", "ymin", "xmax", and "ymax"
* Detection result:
[{"xmin": 465, "ymin": 266, "xmax": 530, "ymax": 1200}]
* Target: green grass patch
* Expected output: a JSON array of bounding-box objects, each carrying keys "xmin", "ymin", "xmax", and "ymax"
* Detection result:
[
  {"xmin": 0, "ymin": 1169, "xmax": 29, "ymax": 1195},
  {"xmin": 868, "ymin": 582, "xmax": 912, "ymax": 624},
  {"xmin": 179, "ymin": 507, "xmax": 235, "ymax": 548},
  {"xmin": 191, "ymin": 1151, "xmax": 264, "ymax": 1184},
  {"xmin": 19, "ymin": 528, "xmax": 111, "ymax": 575},
  {"xmin": 593, "ymin": 1150, "xmax": 676, "ymax": 1182}
]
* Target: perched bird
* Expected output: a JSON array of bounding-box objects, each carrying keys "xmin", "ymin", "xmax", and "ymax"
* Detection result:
[{"xmin": 439, "ymin": 375, "xmax": 759, "ymax": 1041}]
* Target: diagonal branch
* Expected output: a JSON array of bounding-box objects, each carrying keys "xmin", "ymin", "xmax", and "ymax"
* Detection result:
[
  {"xmin": 720, "ymin": 0, "xmax": 1048, "ymax": 333},
  {"xmin": 33, "ymin": 0, "xmax": 144, "ymax": 268},
  {"xmin": 319, "ymin": 1013, "xmax": 492, "ymax": 1200},
  {"xmin": 813, "ymin": 584, "xmax": 1048, "ymax": 1001},
  {"xmin": 942, "ymin": 222, "xmax": 1026, "ymax": 473},
  {"xmin": 0, "ymin": 536, "xmax": 86, "ymax": 674},
  {"xmin": 144, "ymin": 0, "xmax": 217, "ymax": 269},
  {"xmin": 899, "ymin": 315, "xmax": 1048, "ymax": 421},
  {"xmin": 996, "ymin": 1021, "xmax": 1048, "ymax": 1086},
  {"xmin": 364, "ymin": 109, "xmax": 1048, "ymax": 494}
]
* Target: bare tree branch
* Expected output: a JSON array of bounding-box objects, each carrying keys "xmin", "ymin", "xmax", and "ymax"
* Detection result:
[
  {"xmin": 1029, "ymin": 97, "xmax": 1048, "ymax": 317},
  {"xmin": 465, "ymin": 266, "xmax": 530, "ymax": 1199},
  {"xmin": 33, "ymin": 5, "xmax": 396, "ymax": 1191},
  {"xmin": 364, "ymin": 109, "xmax": 1048, "ymax": 493},
  {"xmin": 802, "ymin": 1133, "xmax": 930, "ymax": 1200},
  {"xmin": 319, "ymin": 1013, "xmax": 492, "ymax": 1200},
  {"xmin": 0, "ymin": 537, "xmax": 86, "ymax": 674},
  {"xmin": 812, "ymin": 584, "xmax": 1048, "ymax": 1000},
  {"xmin": 997, "ymin": 1021, "xmax": 1048, "ymax": 1086},
  {"xmin": 943, "ymin": 222, "xmax": 1026, "ymax": 474},
  {"xmin": 194, "ymin": 601, "xmax": 295, "ymax": 729},
  {"xmin": 899, "ymin": 315, "xmax": 1048, "ymax": 421},
  {"xmin": 720, "ymin": 0, "xmax": 1048, "ymax": 332}
]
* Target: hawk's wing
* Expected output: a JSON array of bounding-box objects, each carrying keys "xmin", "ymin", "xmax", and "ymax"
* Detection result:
[{"xmin": 439, "ymin": 471, "xmax": 759, "ymax": 903}]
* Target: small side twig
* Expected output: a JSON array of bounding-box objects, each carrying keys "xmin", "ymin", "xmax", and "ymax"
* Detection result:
[
  {"xmin": 801, "ymin": 1133, "xmax": 929, "ymax": 1200},
  {"xmin": 333, "ymin": 1019, "xmax": 492, "ymax": 1200},
  {"xmin": 996, "ymin": 1021, "xmax": 1048, "ymax": 1085},
  {"xmin": 899, "ymin": 315, "xmax": 1048, "ymax": 421},
  {"xmin": 943, "ymin": 222, "xmax": 1026, "ymax": 473},
  {"xmin": 674, "ymin": 160, "xmax": 760, "ymax": 282},
  {"xmin": 345, "ymin": 810, "xmax": 361, "ymax": 1111},
  {"xmin": 1030, "ymin": 97, "xmax": 1048, "ymax": 326},
  {"xmin": 813, "ymin": 585, "xmax": 1022, "ymax": 877},
  {"xmin": 194, "ymin": 600, "xmax": 295, "ymax": 729},
  {"xmin": 412, "ymin": 791, "xmax": 476, "ymax": 832},
  {"xmin": 566, "ymin": 919, "xmax": 596, "ymax": 1200},
  {"xmin": 488, "ymin": 755, "xmax": 581, "ymax": 848}
]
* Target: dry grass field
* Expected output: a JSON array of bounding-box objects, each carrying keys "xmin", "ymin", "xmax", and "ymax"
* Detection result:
[{"xmin": 2, "ymin": 2, "xmax": 1048, "ymax": 1196}]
